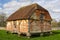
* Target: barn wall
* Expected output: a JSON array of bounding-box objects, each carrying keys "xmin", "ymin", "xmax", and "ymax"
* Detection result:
[
  {"xmin": 6, "ymin": 21, "xmax": 14, "ymax": 32},
  {"xmin": 43, "ymin": 21, "xmax": 51, "ymax": 32},
  {"xmin": 6, "ymin": 20, "xmax": 29, "ymax": 33},
  {"xmin": 20, "ymin": 20, "xmax": 28, "ymax": 33},
  {"xmin": 30, "ymin": 20, "xmax": 51, "ymax": 33},
  {"xmin": 15, "ymin": 20, "xmax": 21, "ymax": 33},
  {"xmin": 30, "ymin": 20, "xmax": 41, "ymax": 33},
  {"xmin": 31, "ymin": 12, "xmax": 39, "ymax": 20},
  {"xmin": 30, "ymin": 10, "xmax": 51, "ymax": 33},
  {"xmin": 30, "ymin": 10, "xmax": 42, "ymax": 33},
  {"xmin": 31, "ymin": 10, "xmax": 46, "ymax": 20},
  {"xmin": 14, "ymin": 20, "xmax": 29, "ymax": 33}
]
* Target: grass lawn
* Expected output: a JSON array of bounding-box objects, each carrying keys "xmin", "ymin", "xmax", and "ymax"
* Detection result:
[{"xmin": 0, "ymin": 30, "xmax": 60, "ymax": 40}]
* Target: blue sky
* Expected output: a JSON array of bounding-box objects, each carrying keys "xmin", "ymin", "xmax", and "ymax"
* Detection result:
[
  {"xmin": 0, "ymin": 0, "xmax": 11, "ymax": 4},
  {"xmin": 0, "ymin": 0, "xmax": 60, "ymax": 21}
]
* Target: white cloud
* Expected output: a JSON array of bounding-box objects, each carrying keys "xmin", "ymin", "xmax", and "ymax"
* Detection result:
[
  {"xmin": 0, "ymin": 8, "xmax": 2, "ymax": 10},
  {"xmin": 0, "ymin": 8, "xmax": 3, "ymax": 14},
  {"xmin": 3, "ymin": 0, "xmax": 31, "ymax": 16},
  {"xmin": 18, "ymin": 0, "xmax": 31, "ymax": 2},
  {"xmin": 3, "ymin": 1, "xmax": 20, "ymax": 8},
  {"xmin": 3, "ymin": 1, "xmax": 20, "ymax": 14},
  {"xmin": 52, "ymin": 9, "xmax": 60, "ymax": 13}
]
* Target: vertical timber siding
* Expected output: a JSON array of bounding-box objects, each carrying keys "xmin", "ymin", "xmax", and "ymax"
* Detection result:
[
  {"xmin": 43, "ymin": 21, "xmax": 51, "ymax": 32},
  {"xmin": 30, "ymin": 20, "xmax": 41, "ymax": 33},
  {"xmin": 20, "ymin": 20, "xmax": 28, "ymax": 33},
  {"xmin": 30, "ymin": 20, "xmax": 51, "ymax": 33},
  {"xmin": 6, "ymin": 21, "xmax": 14, "ymax": 32},
  {"xmin": 6, "ymin": 20, "xmax": 28, "ymax": 33}
]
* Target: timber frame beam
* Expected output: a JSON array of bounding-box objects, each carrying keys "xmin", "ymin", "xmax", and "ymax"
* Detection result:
[{"xmin": 27, "ymin": 19, "xmax": 31, "ymax": 38}]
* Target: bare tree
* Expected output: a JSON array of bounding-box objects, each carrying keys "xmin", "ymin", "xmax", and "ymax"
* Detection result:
[
  {"xmin": 57, "ymin": 20, "xmax": 60, "ymax": 27},
  {"xmin": 0, "ymin": 13, "xmax": 7, "ymax": 27},
  {"xmin": 51, "ymin": 19, "xmax": 58, "ymax": 27}
]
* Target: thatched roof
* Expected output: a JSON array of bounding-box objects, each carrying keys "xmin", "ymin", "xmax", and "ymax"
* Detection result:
[{"xmin": 7, "ymin": 3, "xmax": 52, "ymax": 21}]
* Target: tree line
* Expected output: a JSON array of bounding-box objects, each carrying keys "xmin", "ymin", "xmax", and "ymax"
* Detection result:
[
  {"xmin": 51, "ymin": 19, "xmax": 60, "ymax": 27},
  {"xmin": 0, "ymin": 13, "xmax": 7, "ymax": 27}
]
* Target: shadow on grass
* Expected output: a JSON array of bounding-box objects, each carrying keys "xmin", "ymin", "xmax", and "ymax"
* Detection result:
[
  {"xmin": 52, "ymin": 31, "xmax": 60, "ymax": 35},
  {"xmin": 31, "ymin": 31, "xmax": 60, "ymax": 38},
  {"xmin": 30, "ymin": 32, "xmax": 50, "ymax": 38},
  {"xmin": 6, "ymin": 30, "xmax": 60, "ymax": 38}
]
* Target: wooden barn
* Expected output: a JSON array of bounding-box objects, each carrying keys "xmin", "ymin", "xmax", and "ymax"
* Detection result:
[{"xmin": 6, "ymin": 3, "xmax": 52, "ymax": 37}]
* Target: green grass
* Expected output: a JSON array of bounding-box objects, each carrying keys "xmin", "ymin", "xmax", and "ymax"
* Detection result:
[{"xmin": 0, "ymin": 30, "xmax": 60, "ymax": 40}]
